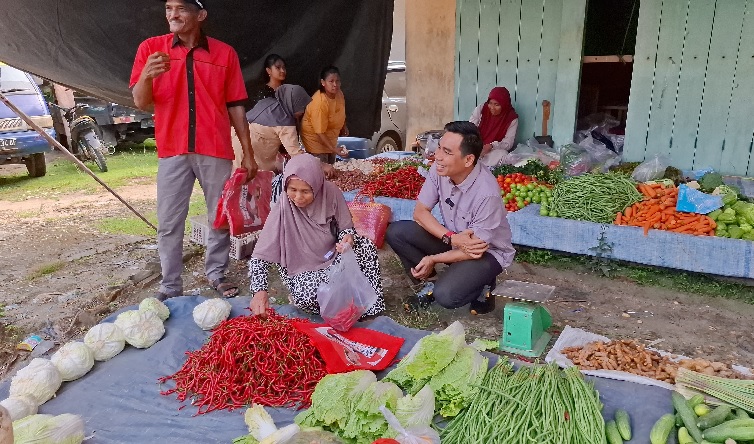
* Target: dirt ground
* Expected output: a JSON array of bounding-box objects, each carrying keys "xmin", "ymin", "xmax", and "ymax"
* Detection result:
[{"xmin": 1, "ymin": 163, "xmax": 754, "ymax": 380}]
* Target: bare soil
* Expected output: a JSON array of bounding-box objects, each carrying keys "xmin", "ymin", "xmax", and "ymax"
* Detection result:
[{"xmin": 1, "ymin": 167, "xmax": 753, "ymax": 380}]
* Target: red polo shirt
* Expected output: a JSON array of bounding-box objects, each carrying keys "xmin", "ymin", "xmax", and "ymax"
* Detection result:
[{"xmin": 130, "ymin": 33, "xmax": 247, "ymax": 159}]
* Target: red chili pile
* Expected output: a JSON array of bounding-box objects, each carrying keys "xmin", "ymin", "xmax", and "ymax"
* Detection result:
[
  {"xmin": 159, "ymin": 311, "xmax": 327, "ymax": 414},
  {"xmin": 359, "ymin": 166, "xmax": 426, "ymax": 200},
  {"xmin": 323, "ymin": 300, "xmax": 363, "ymax": 332}
]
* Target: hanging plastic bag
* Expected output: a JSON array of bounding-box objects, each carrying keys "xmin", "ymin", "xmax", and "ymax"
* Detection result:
[
  {"xmin": 316, "ymin": 245, "xmax": 379, "ymax": 332},
  {"xmin": 214, "ymin": 168, "xmax": 274, "ymax": 236},
  {"xmin": 578, "ymin": 136, "xmax": 620, "ymax": 172},
  {"xmin": 378, "ymin": 406, "xmax": 440, "ymax": 444},
  {"xmin": 631, "ymin": 154, "xmax": 670, "ymax": 182},
  {"xmin": 348, "ymin": 195, "xmax": 392, "ymax": 248},
  {"xmin": 676, "ymin": 184, "xmax": 724, "ymax": 214}
]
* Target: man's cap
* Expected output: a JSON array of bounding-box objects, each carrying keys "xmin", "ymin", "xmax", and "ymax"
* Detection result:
[{"xmin": 161, "ymin": 0, "xmax": 205, "ymax": 9}]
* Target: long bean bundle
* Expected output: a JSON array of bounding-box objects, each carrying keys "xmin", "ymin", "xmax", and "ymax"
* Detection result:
[
  {"xmin": 550, "ymin": 173, "xmax": 643, "ymax": 223},
  {"xmin": 441, "ymin": 362, "xmax": 605, "ymax": 444}
]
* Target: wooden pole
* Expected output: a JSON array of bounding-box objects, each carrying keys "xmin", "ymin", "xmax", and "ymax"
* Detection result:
[{"xmin": 0, "ymin": 89, "xmax": 157, "ymax": 231}]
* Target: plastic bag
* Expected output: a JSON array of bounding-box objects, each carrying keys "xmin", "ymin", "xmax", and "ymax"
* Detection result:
[
  {"xmin": 379, "ymin": 406, "xmax": 440, "ymax": 444},
  {"xmin": 676, "ymin": 184, "xmax": 724, "ymax": 214},
  {"xmin": 316, "ymin": 246, "xmax": 379, "ymax": 332},
  {"xmin": 214, "ymin": 168, "xmax": 274, "ymax": 236},
  {"xmin": 631, "ymin": 154, "xmax": 670, "ymax": 182},
  {"xmin": 348, "ymin": 195, "xmax": 392, "ymax": 248},
  {"xmin": 560, "ymin": 143, "xmax": 594, "ymax": 176},
  {"xmin": 578, "ymin": 136, "xmax": 620, "ymax": 172}
]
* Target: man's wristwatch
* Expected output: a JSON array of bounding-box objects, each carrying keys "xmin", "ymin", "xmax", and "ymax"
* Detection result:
[{"xmin": 441, "ymin": 230, "xmax": 456, "ymax": 245}]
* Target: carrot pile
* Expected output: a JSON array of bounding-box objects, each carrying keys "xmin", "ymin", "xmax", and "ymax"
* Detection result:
[{"xmin": 614, "ymin": 183, "xmax": 716, "ymax": 236}]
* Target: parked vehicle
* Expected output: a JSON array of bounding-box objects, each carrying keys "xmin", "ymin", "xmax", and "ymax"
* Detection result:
[
  {"xmin": 73, "ymin": 92, "xmax": 155, "ymax": 147},
  {"xmin": 338, "ymin": 61, "xmax": 407, "ymax": 159},
  {"xmin": 49, "ymin": 102, "xmax": 108, "ymax": 172},
  {"xmin": 0, "ymin": 63, "xmax": 56, "ymax": 177}
]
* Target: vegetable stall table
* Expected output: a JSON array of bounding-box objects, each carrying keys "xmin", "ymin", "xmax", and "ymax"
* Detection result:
[{"xmin": 0, "ymin": 296, "xmax": 675, "ymax": 443}]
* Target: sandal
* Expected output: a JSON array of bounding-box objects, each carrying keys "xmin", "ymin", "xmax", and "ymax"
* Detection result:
[
  {"xmin": 211, "ymin": 278, "xmax": 239, "ymax": 298},
  {"xmin": 153, "ymin": 291, "xmax": 173, "ymax": 302}
]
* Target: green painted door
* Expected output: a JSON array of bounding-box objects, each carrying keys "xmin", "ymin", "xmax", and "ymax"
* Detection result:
[
  {"xmin": 454, "ymin": 0, "xmax": 588, "ymax": 146},
  {"xmin": 624, "ymin": 0, "xmax": 754, "ymax": 176}
]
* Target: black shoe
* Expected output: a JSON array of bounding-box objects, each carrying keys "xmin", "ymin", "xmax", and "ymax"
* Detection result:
[
  {"xmin": 469, "ymin": 285, "xmax": 496, "ymax": 315},
  {"xmin": 403, "ymin": 282, "xmax": 435, "ymax": 312}
]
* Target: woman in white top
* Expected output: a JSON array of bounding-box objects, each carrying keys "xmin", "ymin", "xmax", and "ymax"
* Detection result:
[{"xmin": 469, "ymin": 86, "xmax": 519, "ymax": 167}]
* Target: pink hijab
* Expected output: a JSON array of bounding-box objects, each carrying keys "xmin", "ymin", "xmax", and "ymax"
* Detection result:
[
  {"xmin": 253, "ymin": 154, "xmax": 354, "ymax": 276},
  {"xmin": 479, "ymin": 87, "xmax": 518, "ymax": 145}
]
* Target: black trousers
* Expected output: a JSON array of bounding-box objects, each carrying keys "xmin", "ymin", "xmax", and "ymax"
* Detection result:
[{"xmin": 385, "ymin": 220, "xmax": 503, "ymax": 309}]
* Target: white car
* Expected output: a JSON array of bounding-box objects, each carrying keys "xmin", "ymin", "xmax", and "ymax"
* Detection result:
[{"xmin": 338, "ymin": 61, "xmax": 407, "ymax": 158}]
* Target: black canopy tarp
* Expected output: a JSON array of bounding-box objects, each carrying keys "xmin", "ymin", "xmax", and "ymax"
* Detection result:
[{"xmin": 0, "ymin": 0, "xmax": 393, "ymax": 137}]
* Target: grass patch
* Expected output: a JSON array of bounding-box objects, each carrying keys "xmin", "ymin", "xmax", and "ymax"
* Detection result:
[
  {"xmin": 0, "ymin": 144, "xmax": 158, "ymax": 201},
  {"xmin": 515, "ymin": 247, "xmax": 754, "ymax": 303},
  {"xmin": 27, "ymin": 260, "xmax": 66, "ymax": 280},
  {"xmin": 96, "ymin": 193, "xmax": 208, "ymax": 237},
  {"xmin": 393, "ymin": 309, "xmax": 441, "ymax": 331}
]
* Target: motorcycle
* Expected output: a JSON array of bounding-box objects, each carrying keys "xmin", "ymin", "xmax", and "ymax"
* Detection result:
[{"xmin": 49, "ymin": 102, "xmax": 108, "ymax": 172}]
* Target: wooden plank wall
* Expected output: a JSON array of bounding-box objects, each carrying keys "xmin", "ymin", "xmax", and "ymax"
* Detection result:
[
  {"xmin": 624, "ymin": 0, "xmax": 754, "ymax": 175},
  {"xmin": 454, "ymin": 0, "xmax": 587, "ymax": 145}
]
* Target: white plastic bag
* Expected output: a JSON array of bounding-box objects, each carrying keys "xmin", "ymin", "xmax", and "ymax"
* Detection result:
[
  {"xmin": 379, "ymin": 406, "xmax": 440, "ymax": 444},
  {"xmin": 631, "ymin": 154, "xmax": 670, "ymax": 182},
  {"xmin": 316, "ymin": 246, "xmax": 378, "ymax": 331}
]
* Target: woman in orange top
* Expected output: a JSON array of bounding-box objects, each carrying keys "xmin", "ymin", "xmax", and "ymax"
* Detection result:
[{"xmin": 300, "ymin": 66, "xmax": 350, "ymax": 165}]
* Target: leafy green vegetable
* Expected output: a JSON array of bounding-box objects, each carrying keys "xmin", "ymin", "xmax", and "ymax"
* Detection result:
[
  {"xmin": 699, "ymin": 172, "xmax": 724, "ymax": 192},
  {"xmin": 733, "ymin": 201, "xmax": 754, "ymax": 225},
  {"xmin": 729, "ymin": 226, "xmax": 744, "ymax": 239},
  {"xmin": 394, "ymin": 385, "xmax": 435, "ymax": 428},
  {"xmin": 244, "ymin": 404, "xmax": 278, "ymax": 441},
  {"xmin": 708, "ymin": 209, "xmax": 722, "ymax": 221},
  {"xmin": 340, "ymin": 381, "xmax": 403, "ymax": 443},
  {"xmin": 295, "ymin": 370, "xmax": 376, "ymax": 430},
  {"xmin": 718, "ymin": 208, "xmax": 737, "ymax": 224},
  {"xmin": 492, "ymin": 159, "xmax": 563, "ymax": 184},
  {"xmin": 428, "ymin": 346, "xmax": 489, "ymax": 418}
]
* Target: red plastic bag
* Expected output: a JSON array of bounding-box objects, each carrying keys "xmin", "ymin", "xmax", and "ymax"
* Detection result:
[
  {"xmin": 347, "ymin": 195, "xmax": 392, "ymax": 248},
  {"xmin": 293, "ymin": 321, "xmax": 404, "ymax": 374},
  {"xmin": 214, "ymin": 168, "xmax": 274, "ymax": 235}
]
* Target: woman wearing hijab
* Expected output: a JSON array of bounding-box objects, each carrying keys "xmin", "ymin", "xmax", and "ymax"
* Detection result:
[
  {"xmin": 247, "ymin": 83, "xmax": 312, "ymax": 173},
  {"xmin": 248, "ymin": 153, "xmax": 385, "ymax": 317},
  {"xmin": 469, "ymin": 86, "xmax": 519, "ymax": 167}
]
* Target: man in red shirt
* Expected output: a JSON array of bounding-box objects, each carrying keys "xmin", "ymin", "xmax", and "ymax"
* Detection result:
[{"xmin": 131, "ymin": 0, "xmax": 257, "ymax": 300}]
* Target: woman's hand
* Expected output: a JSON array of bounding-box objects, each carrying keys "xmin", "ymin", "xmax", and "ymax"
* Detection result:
[
  {"xmin": 322, "ymin": 163, "xmax": 337, "ymax": 179},
  {"xmin": 336, "ymin": 145, "xmax": 350, "ymax": 158},
  {"xmin": 250, "ymin": 290, "xmax": 270, "ymax": 317},
  {"xmin": 411, "ymin": 255, "xmax": 437, "ymax": 280},
  {"xmin": 336, "ymin": 234, "xmax": 354, "ymax": 253}
]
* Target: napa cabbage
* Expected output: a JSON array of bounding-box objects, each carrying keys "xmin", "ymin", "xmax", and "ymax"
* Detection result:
[{"xmin": 428, "ymin": 346, "xmax": 489, "ymax": 417}]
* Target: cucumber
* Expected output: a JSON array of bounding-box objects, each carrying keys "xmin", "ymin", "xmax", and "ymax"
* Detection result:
[
  {"xmin": 699, "ymin": 405, "xmax": 735, "ymax": 429},
  {"xmin": 674, "ymin": 392, "xmax": 705, "ymax": 442},
  {"xmin": 679, "ymin": 426, "xmax": 695, "ymax": 444},
  {"xmin": 736, "ymin": 409, "xmax": 752, "ymax": 420},
  {"xmin": 703, "ymin": 425, "xmax": 754, "ymax": 442},
  {"xmin": 615, "ymin": 409, "xmax": 632, "ymax": 440},
  {"xmin": 689, "ymin": 394, "xmax": 706, "ymax": 407},
  {"xmin": 676, "ymin": 413, "xmax": 684, "ymax": 427},
  {"xmin": 606, "ymin": 420, "xmax": 624, "ymax": 444},
  {"xmin": 651, "ymin": 413, "xmax": 677, "ymax": 444},
  {"xmin": 695, "ymin": 404, "xmax": 712, "ymax": 416}
]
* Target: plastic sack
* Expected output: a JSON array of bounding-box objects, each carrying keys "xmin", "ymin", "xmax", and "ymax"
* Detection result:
[
  {"xmin": 379, "ymin": 406, "xmax": 440, "ymax": 444},
  {"xmin": 214, "ymin": 168, "xmax": 274, "ymax": 236},
  {"xmin": 578, "ymin": 136, "xmax": 620, "ymax": 172},
  {"xmin": 676, "ymin": 184, "xmax": 724, "ymax": 214},
  {"xmin": 631, "ymin": 154, "xmax": 670, "ymax": 182},
  {"xmin": 560, "ymin": 143, "xmax": 593, "ymax": 176},
  {"xmin": 316, "ymin": 246, "xmax": 379, "ymax": 332},
  {"xmin": 348, "ymin": 196, "xmax": 392, "ymax": 248}
]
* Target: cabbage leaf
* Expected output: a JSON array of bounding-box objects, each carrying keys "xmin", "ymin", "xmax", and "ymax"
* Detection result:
[
  {"xmin": 394, "ymin": 385, "xmax": 435, "ymax": 428},
  {"xmin": 340, "ymin": 381, "xmax": 402, "ymax": 443},
  {"xmin": 294, "ymin": 370, "xmax": 376, "ymax": 430},
  {"xmin": 429, "ymin": 346, "xmax": 488, "ymax": 417}
]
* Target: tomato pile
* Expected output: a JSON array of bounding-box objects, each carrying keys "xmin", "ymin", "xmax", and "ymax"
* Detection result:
[{"xmin": 497, "ymin": 174, "xmax": 553, "ymax": 212}]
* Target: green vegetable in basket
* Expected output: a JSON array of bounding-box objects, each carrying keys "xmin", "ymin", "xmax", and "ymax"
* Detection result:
[
  {"xmin": 743, "ymin": 231, "xmax": 754, "ymax": 241},
  {"xmin": 741, "ymin": 222, "xmax": 753, "ymax": 233},
  {"xmin": 716, "ymin": 221, "xmax": 727, "ymax": 231},
  {"xmin": 729, "ymin": 226, "xmax": 744, "ymax": 239},
  {"xmin": 708, "ymin": 209, "xmax": 723, "ymax": 221},
  {"xmin": 733, "ymin": 201, "xmax": 754, "ymax": 225},
  {"xmin": 738, "ymin": 215, "xmax": 750, "ymax": 226},
  {"xmin": 699, "ymin": 172, "xmax": 724, "ymax": 193},
  {"xmin": 718, "ymin": 208, "xmax": 737, "ymax": 224},
  {"xmin": 715, "ymin": 229, "xmax": 728, "ymax": 238}
]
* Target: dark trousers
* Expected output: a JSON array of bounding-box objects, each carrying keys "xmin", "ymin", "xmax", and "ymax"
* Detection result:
[{"xmin": 385, "ymin": 220, "xmax": 503, "ymax": 309}]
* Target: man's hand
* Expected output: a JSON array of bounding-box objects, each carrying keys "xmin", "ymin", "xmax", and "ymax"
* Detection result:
[
  {"xmin": 250, "ymin": 290, "xmax": 269, "ymax": 317},
  {"xmin": 241, "ymin": 155, "xmax": 258, "ymax": 182},
  {"xmin": 336, "ymin": 234, "xmax": 354, "ymax": 253},
  {"xmin": 141, "ymin": 52, "xmax": 171, "ymax": 81},
  {"xmin": 411, "ymin": 255, "xmax": 437, "ymax": 280},
  {"xmin": 452, "ymin": 229, "xmax": 489, "ymax": 259}
]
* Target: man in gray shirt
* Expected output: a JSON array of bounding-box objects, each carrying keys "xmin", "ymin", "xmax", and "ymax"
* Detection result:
[{"xmin": 385, "ymin": 121, "xmax": 515, "ymax": 314}]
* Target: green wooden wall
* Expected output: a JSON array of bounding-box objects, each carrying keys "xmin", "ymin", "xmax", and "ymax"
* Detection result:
[
  {"xmin": 454, "ymin": 0, "xmax": 587, "ymax": 146},
  {"xmin": 624, "ymin": 0, "xmax": 754, "ymax": 176}
]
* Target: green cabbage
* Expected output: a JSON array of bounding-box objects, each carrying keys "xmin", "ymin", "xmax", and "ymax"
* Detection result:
[
  {"xmin": 733, "ymin": 201, "xmax": 754, "ymax": 225},
  {"xmin": 340, "ymin": 381, "xmax": 402, "ymax": 443},
  {"xmin": 394, "ymin": 385, "xmax": 435, "ymax": 428},
  {"xmin": 294, "ymin": 370, "xmax": 376, "ymax": 430},
  {"xmin": 13, "ymin": 413, "xmax": 85, "ymax": 444},
  {"xmin": 139, "ymin": 297, "xmax": 170, "ymax": 321},
  {"xmin": 384, "ymin": 322, "xmax": 466, "ymax": 394},
  {"xmin": 429, "ymin": 346, "xmax": 489, "ymax": 418}
]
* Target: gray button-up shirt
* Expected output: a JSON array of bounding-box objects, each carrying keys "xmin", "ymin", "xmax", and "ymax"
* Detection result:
[{"xmin": 417, "ymin": 162, "xmax": 515, "ymax": 268}]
